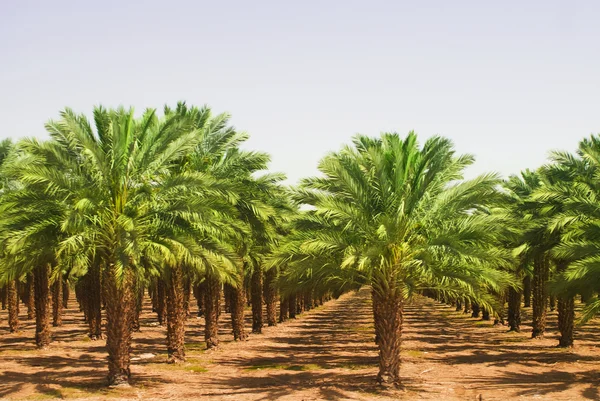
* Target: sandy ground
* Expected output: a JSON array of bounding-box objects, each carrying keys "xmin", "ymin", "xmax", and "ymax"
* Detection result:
[{"xmin": 0, "ymin": 288, "xmax": 598, "ymax": 401}]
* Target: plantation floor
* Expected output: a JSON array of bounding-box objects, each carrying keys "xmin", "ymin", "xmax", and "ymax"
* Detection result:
[{"xmin": 0, "ymin": 289, "xmax": 599, "ymax": 401}]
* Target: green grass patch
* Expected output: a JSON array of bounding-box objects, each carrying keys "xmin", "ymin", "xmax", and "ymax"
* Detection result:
[
  {"xmin": 474, "ymin": 320, "xmax": 492, "ymax": 326},
  {"xmin": 403, "ymin": 350, "xmax": 424, "ymax": 358},
  {"xmin": 185, "ymin": 342, "xmax": 207, "ymax": 352},
  {"xmin": 245, "ymin": 363, "xmax": 323, "ymax": 371}
]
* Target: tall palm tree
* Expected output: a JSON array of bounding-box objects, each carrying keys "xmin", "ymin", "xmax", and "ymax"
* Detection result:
[
  {"xmin": 275, "ymin": 132, "xmax": 512, "ymax": 385},
  {"xmin": 1, "ymin": 105, "xmax": 230, "ymax": 385}
]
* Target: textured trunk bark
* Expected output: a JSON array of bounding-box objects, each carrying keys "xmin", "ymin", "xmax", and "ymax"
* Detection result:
[
  {"xmin": 1, "ymin": 285, "xmax": 6, "ymax": 310},
  {"xmin": 224, "ymin": 284, "xmax": 232, "ymax": 313},
  {"xmin": 193, "ymin": 282, "xmax": 205, "ymax": 317},
  {"xmin": 549, "ymin": 296, "xmax": 556, "ymax": 312},
  {"xmin": 556, "ymin": 260, "xmax": 574, "ymax": 347},
  {"xmin": 523, "ymin": 275, "xmax": 532, "ymax": 308},
  {"xmin": 373, "ymin": 288, "xmax": 403, "ymax": 386},
  {"xmin": 557, "ymin": 296, "xmax": 575, "ymax": 347},
  {"xmin": 34, "ymin": 265, "xmax": 51, "ymax": 348},
  {"xmin": 303, "ymin": 291, "xmax": 312, "ymax": 311},
  {"xmin": 87, "ymin": 267, "xmax": 103, "ymax": 339},
  {"xmin": 463, "ymin": 298, "xmax": 471, "ymax": 314},
  {"xmin": 156, "ymin": 279, "xmax": 166, "ymax": 326},
  {"xmin": 279, "ymin": 295, "xmax": 288, "ymax": 323},
  {"xmin": 8, "ymin": 280, "xmax": 19, "ymax": 332},
  {"xmin": 251, "ymin": 266, "xmax": 263, "ymax": 334},
  {"xmin": 481, "ymin": 308, "xmax": 490, "ymax": 321},
  {"xmin": 166, "ymin": 265, "xmax": 186, "ymax": 363},
  {"xmin": 62, "ymin": 280, "xmax": 70, "ymax": 309},
  {"xmin": 131, "ymin": 282, "xmax": 143, "ymax": 332},
  {"xmin": 150, "ymin": 282, "xmax": 157, "ymax": 312},
  {"xmin": 204, "ymin": 275, "xmax": 220, "ymax": 349},
  {"xmin": 455, "ymin": 299, "xmax": 462, "ymax": 312},
  {"xmin": 183, "ymin": 277, "xmax": 191, "ymax": 319},
  {"xmin": 264, "ymin": 269, "xmax": 277, "ymax": 326},
  {"xmin": 371, "ymin": 290, "xmax": 381, "ymax": 345},
  {"xmin": 230, "ymin": 265, "xmax": 248, "ymax": 341},
  {"xmin": 507, "ymin": 287, "xmax": 521, "ymax": 332},
  {"xmin": 531, "ymin": 255, "xmax": 548, "ymax": 338},
  {"xmin": 75, "ymin": 280, "xmax": 88, "ymax": 322},
  {"xmin": 52, "ymin": 278, "xmax": 63, "ymax": 327},
  {"xmin": 105, "ymin": 266, "xmax": 134, "ymax": 386},
  {"xmin": 288, "ymin": 293, "xmax": 296, "ymax": 319},
  {"xmin": 26, "ymin": 274, "xmax": 35, "ymax": 319},
  {"xmin": 471, "ymin": 302, "xmax": 480, "ymax": 318}
]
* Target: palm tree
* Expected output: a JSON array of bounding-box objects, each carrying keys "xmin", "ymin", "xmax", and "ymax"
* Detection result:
[
  {"xmin": 1, "ymin": 105, "xmax": 231, "ymax": 385},
  {"xmin": 538, "ymin": 135, "xmax": 600, "ymax": 345},
  {"xmin": 275, "ymin": 132, "xmax": 512, "ymax": 385}
]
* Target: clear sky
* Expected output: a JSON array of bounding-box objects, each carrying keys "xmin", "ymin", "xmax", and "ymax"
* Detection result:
[{"xmin": 1, "ymin": 0, "xmax": 598, "ymax": 183}]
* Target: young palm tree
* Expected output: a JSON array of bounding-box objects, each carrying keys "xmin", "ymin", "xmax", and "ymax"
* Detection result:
[{"xmin": 275, "ymin": 132, "xmax": 512, "ymax": 385}]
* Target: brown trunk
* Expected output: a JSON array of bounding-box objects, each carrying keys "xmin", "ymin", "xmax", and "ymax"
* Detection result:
[
  {"xmin": 557, "ymin": 296, "xmax": 575, "ymax": 347},
  {"xmin": 26, "ymin": 274, "xmax": 35, "ymax": 319},
  {"xmin": 230, "ymin": 263, "xmax": 248, "ymax": 341},
  {"xmin": 75, "ymin": 280, "xmax": 88, "ymax": 322},
  {"xmin": 481, "ymin": 307, "xmax": 490, "ymax": 321},
  {"xmin": 34, "ymin": 265, "xmax": 51, "ymax": 348},
  {"xmin": 52, "ymin": 278, "xmax": 63, "ymax": 327},
  {"xmin": 507, "ymin": 287, "xmax": 521, "ymax": 332},
  {"xmin": 471, "ymin": 302, "xmax": 480, "ymax": 318},
  {"xmin": 193, "ymin": 281, "xmax": 205, "ymax": 317},
  {"xmin": 150, "ymin": 282, "xmax": 158, "ymax": 312},
  {"xmin": 87, "ymin": 267, "xmax": 103, "ymax": 339},
  {"xmin": 105, "ymin": 266, "xmax": 134, "ymax": 386},
  {"xmin": 549, "ymin": 295, "xmax": 556, "ymax": 311},
  {"xmin": 288, "ymin": 293, "xmax": 296, "ymax": 319},
  {"xmin": 531, "ymin": 255, "xmax": 548, "ymax": 338},
  {"xmin": 204, "ymin": 275, "xmax": 220, "ymax": 349},
  {"xmin": 131, "ymin": 281, "xmax": 143, "ymax": 332},
  {"xmin": 224, "ymin": 284, "xmax": 232, "ymax": 313},
  {"xmin": 523, "ymin": 275, "xmax": 532, "ymax": 308},
  {"xmin": 303, "ymin": 291, "xmax": 312, "ymax": 311},
  {"xmin": 463, "ymin": 298, "xmax": 471, "ymax": 314},
  {"xmin": 251, "ymin": 266, "xmax": 263, "ymax": 334},
  {"xmin": 279, "ymin": 295, "xmax": 288, "ymax": 323},
  {"xmin": 264, "ymin": 268, "xmax": 277, "ymax": 326},
  {"xmin": 455, "ymin": 299, "xmax": 462, "ymax": 312},
  {"xmin": 166, "ymin": 266, "xmax": 186, "ymax": 363},
  {"xmin": 62, "ymin": 280, "xmax": 70, "ymax": 309},
  {"xmin": 156, "ymin": 279, "xmax": 166, "ymax": 325},
  {"xmin": 1, "ymin": 285, "xmax": 6, "ymax": 310},
  {"xmin": 8, "ymin": 280, "xmax": 19, "ymax": 332},
  {"xmin": 183, "ymin": 277, "xmax": 191, "ymax": 318},
  {"xmin": 556, "ymin": 261, "xmax": 574, "ymax": 347},
  {"xmin": 373, "ymin": 287, "xmax": 403, "ymax": 386}
]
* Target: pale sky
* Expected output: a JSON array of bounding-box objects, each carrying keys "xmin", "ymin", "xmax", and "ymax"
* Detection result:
[{"xmin": 1, "ymin": 0, "xmax": 598, "ymax": 183}]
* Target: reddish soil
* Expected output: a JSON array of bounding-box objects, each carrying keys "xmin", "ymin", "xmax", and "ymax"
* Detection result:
[{"xmin": 0, "ymin": 288, "xmax": 598, "ymax": 400}]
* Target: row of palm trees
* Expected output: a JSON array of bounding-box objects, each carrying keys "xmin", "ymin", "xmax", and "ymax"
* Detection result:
[{"xmin": 0, "ymin": 104, "xmax": 599, "ymax": 388}]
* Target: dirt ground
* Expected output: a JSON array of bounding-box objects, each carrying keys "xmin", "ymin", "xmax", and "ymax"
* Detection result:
[{"xmin": 0, "ymin": 288, "xmax": 598, "ymax": 401}]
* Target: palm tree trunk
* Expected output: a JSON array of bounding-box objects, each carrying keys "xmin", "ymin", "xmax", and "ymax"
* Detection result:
[
  {"xmin": 26, "ymin": 274, "xmax": 35, "ymax": 320},
  {"xmin": 52, "ymin": 278, "xmax": 63, "ymax": 327},
  {"xmin": 183, "ymin": 277, "xmax": 191, "ymax": 319},
  {"xmin": 372, "ymin": 288, "xmax": 403, "ymax": 386},
  {"xmin": 557, "ymin": 296, "xmax": 575, "ymax": 347},
  {"xmin": 230, "ymin": 264, "xmax": 248, "ymax": 341},
  {"xmin": 481, "ymin": 307, "xmax": 490, "ymax": 321},
  {"xmin": 105, "ymin": 266, "xmax": 134, "ymax": 386},
  {"xmin": 556, "ymin": 260, "xmax": 574, "ymax": 347},
  {"xmin": 303, "ymin": 291, "xmax": 312, "ymax": 311},
  {"xmin": 131, "ymin": 281, "xmax": 143, "ymax": 332},
  {"xmin": 204, "ymin": 275, "xmax": 220, "ymax": 349},
  {"xmin": 34, "ymin": 264, "xmax": 51, "ymax": 348},
  {"xmin": 549, "ymin": 296, "xmax": 556, "ymax": 311},
  {"xmin": 264, "ymin": 268, "xmax": 277, "ymax": 326},
  {"xmin": 156, "ymin": 279, "xmax": 166, "ymax": 325},
  {"xmin": 1, "ymin": 285, "xmax": 6, "ymax": 310},
  {"xmin": 87, "ymin": 267, "xmax": 103, "ymax": 339},
  {"xmin": 62, "ymin": 280, "xmax": 70, "ymax": 309},
  {"xmin": 8, "ymin": 279, "xmax": 19, "ymax": 333},
  {"xmin": 193, "ymin": 282, "xmax": 205, "ymax": 317},
  {"xmin": 166, "ymin": 265, "xmax": 186, "ymax": 363},
  {"xmin": 531, "ymin": 255, "xmax": 548, "ymax": 338},
  {"xmin": 523, "ymin": 275, "xmax": 532, "ymax": 308},
  {"xmin": 471, "ymin": 302, "xmax": 480, "ymax": 318},
  {"xmin": 224, "ymin": 284, "xmax": 232, "ymax": 313},
  {"xmin": 507, "ymin": 287, "xmax": 521, "ymax": 332},
  {"xmin": 279, "ymin": 295, "xmax": 288, "ymax": 322},
  {"xmin": 463, "ymin": 298, "xmax": 471, "ymax": 314},
  {"xmin": 288, "ymin": 293, "xmax": 296, "ymax": 319},
  {"xmin": 455, "ymin": 299, "xmax": 462, "ymax": 312},
  {"xmin": 251, "ymin": 266, "xmax": 263, "ymax": 334}
]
